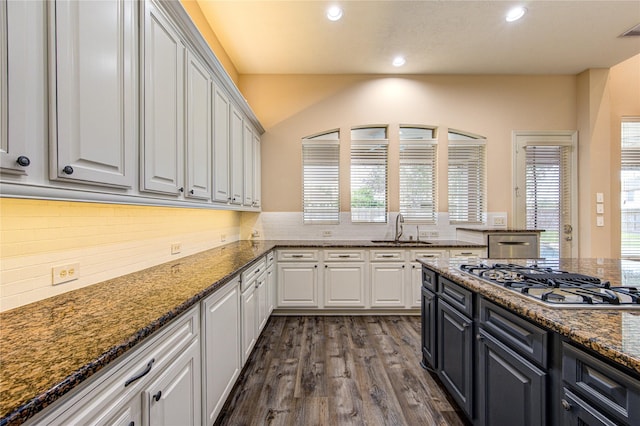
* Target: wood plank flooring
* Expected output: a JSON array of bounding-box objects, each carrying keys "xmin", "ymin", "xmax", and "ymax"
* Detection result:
[{"xmin": 215, "ymin": 316, "xmax": 468, "ymax": 426}]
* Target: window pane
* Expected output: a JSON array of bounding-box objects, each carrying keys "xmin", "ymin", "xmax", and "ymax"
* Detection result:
[
  {"xmin": 400, "ymin": 142, "xmax": 437, "ymax": 223},
  {"xmin": 351, "ymin": 142, "xmax": 388, "ymax": 223},
  {"xmin": 351, "ymin": 127, "xmax": 387, "ymax": 140},
  {"xmin": 448, "ymin": 142, "xmax": 486, "ymax": 224},
  {"xmin": 622, "ymin": 120, "xmax": 640, "ymax": 258},
  {"xmin": 400, "ymin": 127, "xmax": 434, "ymax": 140},
  {"xmin": 302, "ymin": 139, "xmax": 340, "ymax": 224}
]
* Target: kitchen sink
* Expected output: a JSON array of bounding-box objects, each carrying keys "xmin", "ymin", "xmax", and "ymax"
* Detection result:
[{"xmin": 371, "ymin": 240, "xmax": 433, "ymax": 245}]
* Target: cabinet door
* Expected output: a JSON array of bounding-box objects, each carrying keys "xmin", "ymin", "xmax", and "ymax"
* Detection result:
[
  {"xmin": 50, "ymin": 0, "xmax": 137, "ymax": 187},
  {"xmin": 253, "ymin": 133, "xmax": 261, "ymax": 208},
  {"xmin": 185, "ymin": 50, "xmax": 212, "ymax": 200},
  {"xmin": 561, "ymin": 388, "xmax": 617, "ymax": 426},
  {"xmin": 229, "ymin": 106, "xmax": 243, "ymax": 204},
  {"xmin": 243, "ymin": 123, "xmax": 254, "ymax": 206},
  {"xmin": 324, "ymin": 263, "xmax": 365, "ymax": 307},
  {"xmin": 477, "ymin": 329, "xmax": 547, "ymax": 426},
  {"xmin": 142, "ymin": 1, "xmax": 184, "ymax": 195},
  {"xmin": 213, "ymin": 85, "xmax": 231, "ymax": 203},
  {"xmin": 256, "ymin": 273, "xmax": 268, "ymax": 332},
  {"xmin": 410, "ymin": 263, "xmax": 423, "ymax": 308},
  {"xmin": 102, "ymin": 394, "xmax": 143, "ymax": 426},
  {"xmin": 421, "ymin": 287, "xmax": 437, "ymax": 370},
  {"xmin": 266, "ymin": 264, "xmax": 276, "ymax": 315},
  {"xmin": 202, "ymin": 280, "xmax": 241, "ymax": 426},
  {"xmin": 241, "ymin": 283, "xmax": 257, "ymax": 363},
  {"xmin": 146, "ymin": 338, "xmax": 201, "ymax": 426},
  {"xmin": 277, "ymin": 263, "xmax": 318, "ymax": 307},
  {"xmin": 437, "ymin": 300, "xmax": 473, "ymax": 418},
  {"xmin": 370, "ymin": 262, "xmax": 406, "ymax": 307}
]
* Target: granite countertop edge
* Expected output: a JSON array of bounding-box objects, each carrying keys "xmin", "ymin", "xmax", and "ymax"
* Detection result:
[{"xmin": 0, "ymin": 239, "xmax": 484, "ymax": 425}]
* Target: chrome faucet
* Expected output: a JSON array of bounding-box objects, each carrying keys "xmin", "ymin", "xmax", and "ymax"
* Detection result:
[{"xmin": 394, "ymin": 213, "xmax": 405, "ymax": 241}]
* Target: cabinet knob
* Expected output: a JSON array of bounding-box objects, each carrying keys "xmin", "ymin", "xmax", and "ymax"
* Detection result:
[
  {"xmin": 314, "ymin": 265, "xmax": 318, "ymax": 268},
  {"xmin": 179, "ymin": 187, "xmax": 184, "ymax": 193},
  {"xmin": 62, "ymin": 165, "xmax": 74, "ymax": 175},
  {"xmin": 128, "ymin": 422, "xmax": 134, "ymax": 426},
  {"xmin": 16, "ymin": 156, "xmax": 30, "ymax": 167},
  {"xmin": 476, "ymin": 334, "xmax": 485, "ymax": 342},
  {"xmin": 561, "ymin": 399, "xmax": 572, "ymax": 411},
  {"xmin": 325, "ymin": 265, "xmax": 328, "ymax": 268},
  {"xmin": 153, "ymin": 390, "xmax": 162, "ymax": 402},
  {"xmin": 189, "ymin": 189, "xmax": 194, "ymax": 194}
]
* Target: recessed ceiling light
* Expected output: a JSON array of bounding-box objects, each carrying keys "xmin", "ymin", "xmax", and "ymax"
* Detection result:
[
  {"xmin": 327, "ymin": 5, "xmax": 343, "ymax": 21},
  {"xmin": 392, "ymin": 56, "xmax": 406, "ymax": 67},
  {"xmin": 505, "ymin": 6, "xmax": 527, "ymax": 22}
]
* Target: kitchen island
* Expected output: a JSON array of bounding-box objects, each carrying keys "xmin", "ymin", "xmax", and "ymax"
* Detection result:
[{"xmin": 419, "ymin": 257, "xmax": 640, "ymax": 425}]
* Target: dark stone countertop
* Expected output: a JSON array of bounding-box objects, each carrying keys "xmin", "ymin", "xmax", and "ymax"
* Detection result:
[
  {"xmin": 0, "ymin": 239, "xmax": 484, "ymax": 425},
  {"xmin": 418, "ymin": 257, "xmax": 640, "ymax": 376}
]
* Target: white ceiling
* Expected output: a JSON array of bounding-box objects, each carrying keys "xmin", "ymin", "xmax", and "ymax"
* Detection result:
[{"xmin": 195, "ymin": 0, "xmax": 640, "ymax": 75}]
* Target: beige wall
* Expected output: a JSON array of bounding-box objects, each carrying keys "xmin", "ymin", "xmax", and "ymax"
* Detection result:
[
  {"xmin": 240, "ymin": 74, "xmax": 577, "ymax": 217},
  {"xmin": 180, "ymin": 0, "xmax": 239, "ymax": 84}
]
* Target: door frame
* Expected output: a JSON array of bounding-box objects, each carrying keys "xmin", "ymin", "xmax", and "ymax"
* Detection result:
[{"xmin": 512, "ymin": 130, "xmax": 579, "ymax": 258}]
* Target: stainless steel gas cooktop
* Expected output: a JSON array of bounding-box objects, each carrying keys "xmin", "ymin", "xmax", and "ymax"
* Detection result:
[{"xmin": 460, "ymin": 263, "xmax": 640, "ymax": 309}]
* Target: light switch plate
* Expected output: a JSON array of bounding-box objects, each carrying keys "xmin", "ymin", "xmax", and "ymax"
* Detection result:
[
  {"xmin": 596, "ymin": 203, "xmax": 604, "ymax": 214},
  {"xmin": 596, "ymin": 216, "xmax": 604, "ymax": 227},
  {"xmin": 596, "ymin": 192, "xmax": 604, "ymax": 203}
]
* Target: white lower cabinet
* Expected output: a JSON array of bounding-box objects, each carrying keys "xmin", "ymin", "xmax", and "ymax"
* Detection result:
[
  {"xmin": 370, "ymin": 262, "xmax": 406, "ymax": 307},
  {"xmin": 241, "ymin": 279, "xmax": 258, "ymax": 363},
  {"xmin": 323, "ymin": 257, "xmax": 365, "ymax": 308},
  {"xmin": 201, "ymin": 278, "xmax": 241, "ymax": 426},
  {"xmin": 145, "ymin": 337, "xmax": 201, "ymax": 426},
  {"xmin": 266, "ymin": 252, "xmax": 276, "ymax": 315},
  {"xmin": 276, "ymin": 250, "xmax": 319, "ymax": 307},
  {"xmin": 28, "ymin": 307, "xmax": 200, "ymax": 426}
]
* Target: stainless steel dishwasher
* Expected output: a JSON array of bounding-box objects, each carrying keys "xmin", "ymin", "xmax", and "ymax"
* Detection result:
[{"xmin": 487, "ymin": 233, "xmax": 539, "ymax": 258}]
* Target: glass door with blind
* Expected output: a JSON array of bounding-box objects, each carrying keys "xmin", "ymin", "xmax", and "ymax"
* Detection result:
[
  {"xmin": 621, "ymin": 119, "xmax": 640, "ymax": 258},
  {"xmin": 513, "ymin": 131, "xmax": 578, "ymax": 258}
]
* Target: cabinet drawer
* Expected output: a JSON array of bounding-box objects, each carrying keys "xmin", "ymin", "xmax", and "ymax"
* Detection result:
[
  {"xmin": 449, "ymin": 248, "xmax": 483, "ymax": 259},
  {"xmin": 422, "ymin": 267, "xmax": 437, "ymax": 292},
  {"xmin": 324, "ymin": 249, "xmax": 365, "ymax": 261},
  {"xmin": 438, "ymin": 277, "xmax": 473, "ymax": 316},
  {"xmin": 370, "ymin": 249, "xmax": 406, "ymax": 261},
  {"xmin": 561, "ymin": 388, "xmax": 618, "ymax": 426},
  {"xmin": 266, "ymin": 250, "xmax": 275, "ymax": 266},
  {"xmin": 562, "ymin": 342, "xmax": 640, "ymax": 424},
  {"xmin": 411, "ymin": 249, "xmax": 447, "ymax": 262},
  {"xmin": 241, "ymin": 257, "xmax": 266, "ymax": 291},
  {"xmin": 479, "ymin": 297, "xmax": 548, "ymax": 368},
  {"xmin": 277, "ymin": 249, "xmax": 319, "ymax": 261}
]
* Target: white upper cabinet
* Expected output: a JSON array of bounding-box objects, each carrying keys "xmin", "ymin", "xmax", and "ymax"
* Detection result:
[
  {"xmin": 253, "ymin": 132, "xmax": 261, "ymax": 208},
  {"xmin": 142, "ymin": 0, "xmax": 185, "ymax": 195},
  {"xmin": 243, "ymin": 123, "xmax": 254, "ymax": 207},
  {"xmin": 185, "ymin": 50, "xmax": 212, "ymax": 200},
  {"xmin": 213, "ymin": 84, "xmax": 231, "ymax": 203},
  {"xmin": 49, "ymin": 0, "xmax": 137, "ymax": 187},
  {"xmin": 230, "ymin": 105, "xmax": 243, "ymax": 205}
]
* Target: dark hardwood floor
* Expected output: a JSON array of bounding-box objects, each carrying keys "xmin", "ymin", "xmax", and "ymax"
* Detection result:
[{"xmin": 215, "ymin": 315, "xmax": 468, "ymax": 426}]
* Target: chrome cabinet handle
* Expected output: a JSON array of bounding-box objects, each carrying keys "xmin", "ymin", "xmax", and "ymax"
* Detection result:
[{"xmin": 124, "ymin": 359, "xmax": 155, "ymax": 387}]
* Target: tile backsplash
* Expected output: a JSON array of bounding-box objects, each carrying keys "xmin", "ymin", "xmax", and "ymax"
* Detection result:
[{"xmin": 0, "ymin": 199, "xmax": 241, "ymax": 311}]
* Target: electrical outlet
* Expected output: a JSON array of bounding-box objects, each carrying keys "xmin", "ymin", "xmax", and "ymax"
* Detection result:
[
  {"xmin": 428, "ymin": 231, "xmax": 439, "ymax": 238},
  {"xmin": 419, "ymin": 230, "xmax": 430, "ymax": 238},
  {"xmin": 492, "ymin": 216, "xmax": 507, "ymax": 226},
  {"xmin": 221, "ymin": 234, "xmax": 227, "ymax": 242},
  {"xmin": 52, "ymin": 263, "xmax": 80, "ymax": 285},
  {"xmin": 322, "ymin": 230, "xmax": 332, "ymax": 237},
  {"xmin": 251, "ymin": 230, "xmax": 260, "ymax": 238},
  {"xmin": 171, "ymin": 243, "xmax": 182, "ymax": 255}
]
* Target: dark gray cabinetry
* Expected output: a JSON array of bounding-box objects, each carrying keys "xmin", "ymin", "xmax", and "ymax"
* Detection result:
[
  {"xmin": 437, "ymin": 295, "xmax": 474, "ymax": 418},
  {"xmin": 421, "ymin": 268, "xmax": 438, "ymax": 369},
  {"xmin": 562, "ymin": 342, "xmax": 640, "ymax": 425},
  {"xmin": 477, "ymin": 298, "xmax": 549, "ymax": 426},
  {"xmin": 421, "ymin": 286, "xmax": 437, "ymax": 369}
]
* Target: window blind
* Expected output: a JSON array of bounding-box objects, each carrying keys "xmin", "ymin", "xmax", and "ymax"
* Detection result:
[
  {"xmin": 351, "ymin": 141, "xmax": 388, "ymax": 223},
  {"xmin": 448, "ymin": 142, "xmax": 486, "ymax": 224},
  {"xmin": 621, "ymin": 119, "xmax": 640, "ymax": 258},
  {"xmin": 400, "ymin": 141, "xmax": 437, "ymax": 223},
  {"xmin": 525, "ymin": 145, "xmax": 571, "ymax": 258},
  {"xmin": 302, "ymin": 140, "xmax": 340, "ymax": 224}
]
